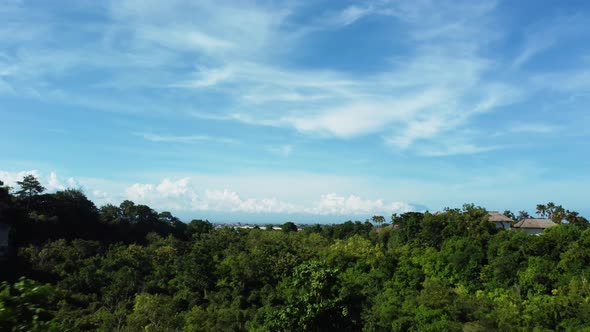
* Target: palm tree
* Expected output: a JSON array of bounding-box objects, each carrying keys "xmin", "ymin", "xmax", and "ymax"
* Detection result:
[
  {"xmin": 565, "ymin": 210, "xmax": 579, "ymax": 224},
  {"xmin": 372, "ymin": 215, "xmax": 385, "ymax": 229},
  {"xmin": 503, "ymin": 210, "xmax": 516, "ymax": 220},
  {"xmin": 518, "ymin": 210, "xmax": 531, "ymax": 221},
  {"xmin": 546, "ymin": 202, "xmax": 556, "ymax": 218},
  {"xmin": 536, "ymin": 204, "xmax": 548, "ymax": 218},
  {"xmin": 551, "ymin": 205, "xmax": 566, "ymax": 223}
]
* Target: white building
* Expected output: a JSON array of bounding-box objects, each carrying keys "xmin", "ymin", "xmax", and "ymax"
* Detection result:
[
  {"xmin": 488, "ymin": 211, "xmax": 513, "ymax": 230},
  {"xmin": 513, "ymin": 218, "xmax": 557, "ymax": 235}
]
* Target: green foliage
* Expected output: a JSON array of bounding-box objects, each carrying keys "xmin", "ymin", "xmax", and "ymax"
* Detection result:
[
  {"xmin": 0, "ymin": 180, "xmax": 10, "ymax": 201},
  {"xmin": 1, "ymin": 179, "xmax": 589, "ymax": 331},
  {"xmin": 0, "ymin": 278, "xmax": 58, "ymax": 331},
  {"xmin": 15, "ymin": 175, "xmax": 45, "ymax": 199},
  {"xmin": 483, "ymin": 230, "xmax": 530, "ymax": 288},
  {"xmin": 372, "ymin": 215, "xmax": 385, "ymax": 228},
  {"xmin": 185, "ymin": 219, "xmax": 213, "ymax": 238},
  {"xmin": 125, "ymin": 293, "xmax": 182, "ymax": 332},
  {"xmin": 281, "ymin": 221, "xmax": 298, "ymax": 233},
  {"xmin": 261, "ymin": 260, "xmax": 350, "ymax": 331}
]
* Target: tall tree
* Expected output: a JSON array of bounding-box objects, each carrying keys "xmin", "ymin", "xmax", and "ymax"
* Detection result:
[
  {"xmin": 16, "ymin": 175, "xmax": 45, "ymax": 209},
  {"xmin": 503, "ymin": 210, "xmax": 516, "ymax": 220},
  {"xmin": 550, "ymin": 205, "xmax": 566, "ymax": 223},
  {"xmin": 517, "ymin": 210, "xmax": 531, "ymax": 221},
  {"xmin": 536, "ymin": 204, "xmax": 548, "ymax": 218},
  {"xmin": 538, "ymin": 202, "xmax": 567, "ymax": 223},
  {"xmin": 372, "ymin": 215, "xmax": 385, "ymax": 228},
  {"xmin": 0, "ymin": 180, "xmax": 10, "ymax": 204},
  {"xmin": 281, "ymin": 221, "xmax": 298, "ymax": 233},
  {"xmin": 16, "ymin": 175, "xmax": 45, "ymax": 199}
]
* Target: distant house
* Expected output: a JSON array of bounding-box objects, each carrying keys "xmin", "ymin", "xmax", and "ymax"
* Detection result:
[
  {"xmin": 513, "ymin": 218, "xmax": 557, "ymax": 235},
  {"xmin": 488, "ymin": 211, "xmax": 513, "ymax": 229},
  {"xmin": 0, "ymin": 223, "xmax": 10, "ymax": 257}
]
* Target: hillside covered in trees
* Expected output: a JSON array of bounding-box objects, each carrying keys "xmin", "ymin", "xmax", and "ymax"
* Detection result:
[{"xmin": 1, "ymin": 176, "xmax": 590, "ymax": 331}]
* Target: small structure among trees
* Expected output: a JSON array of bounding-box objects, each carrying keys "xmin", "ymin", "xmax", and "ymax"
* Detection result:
[
  {"xmin": 487, "ymin": 211, "xmax": 513, "ymax": 229},
  {"xmin": 512, "ymin": 218, "xmax": 557, "ymax": 235}
]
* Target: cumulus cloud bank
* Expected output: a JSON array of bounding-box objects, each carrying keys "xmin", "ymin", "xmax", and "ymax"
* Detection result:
[
  {"xmin": 1, "ymin": 170, "xmax": 415, "ymax": 216},
  {"xmin": 124, "ymin": 177, "xmax": 414, "ymax": 215}
]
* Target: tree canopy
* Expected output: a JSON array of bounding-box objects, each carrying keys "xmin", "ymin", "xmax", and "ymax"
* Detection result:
[
  {"xmin": 15, "ymin": 175, "xmax": 46, "ymax": 199},
  {"xmin": 1, "ymin": 174, "xmax": 590, "ymax": 331}
]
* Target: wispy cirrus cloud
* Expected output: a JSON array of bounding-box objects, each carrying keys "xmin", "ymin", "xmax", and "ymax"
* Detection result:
[
  {"xmin": 160, "ymin": 0, "xmax": 524, "ymax": 152},
  {"xmin": 0, "ymin": 0, "xmax": 587, "ymax": 158},
  {"xmin": 513, "ymin": 36, "xmax": 556, "ymax": 69},
  {"xmin": 319, "ymin": 5, "xmax": 375, "ymax": 28},
  {"xmin": 137, "ymin": 133, "xmax": 237, "ymax": 144},
  {"xmin": 415, "ymin": 142, "xmax": 502, "ymax": 157},
  {"xmin": 513, "ymin": 15, "xmax": 590, "ymax": 68},
  {"xmin": 3, "ymin": 1, "xmax": 590, "ymax": 222},
  {"xmin": 108, "ymin": 0, "xmax": 294, "ymax": 59},
  {"xmin": 508, "ymin": 123, "xmax": 559, "ymax": 134},
  {"xmin": 2, "ymin": 0, "xmax": 516, "ymax": 155}
]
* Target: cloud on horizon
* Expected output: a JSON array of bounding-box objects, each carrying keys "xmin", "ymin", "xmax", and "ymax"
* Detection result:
[{"xmin": 0, "ymin": 170, "xmax": 416, "ymax": 217}]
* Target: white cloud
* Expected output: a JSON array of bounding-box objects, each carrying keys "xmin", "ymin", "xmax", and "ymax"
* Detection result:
[
  {"xmin": 513, "ymin": 36, "xmax": 555, "ymax": 69},
  {"xmin": 0, "ymin": 0, "xmax": 507, "ymax": 151},
  {"xmin": 125, "ymin": 178, "xmax": 194, "ymax": 204},
  {"xmin": 92, "ymin": 190, "xmax": 111, "ymax": 200},
  {"xmin": 385, "ymin": 114, "xmax": 451, "ymax": 149},
  {"xmin": 416, "ymin": 142, "xmax": 500, "ymax": 157},
  {"xmin": 172, "ymin": 66, "xmax": 234, "ymax": 88},
  {"xmin": 121, "ymin": 178, "xmax": 414, "ymax": 215},
  {"xmin": 138, "ymin": 26, "xmax": 235, "ymax": 53},
  {"xmin": 176, "ymin": 61, "xmax": 359, "ymax": 94},
  {"xmin": 0, "ymin": 0, "xmax": 586, "ymax": 160},
  {"xmin": 109, "ymin": 0, "xmax": 292, "ymax": 58},
  {"xmin": 383, "ymin": 0, "xmax": 499, "ymax": 42},
  {"xmin": 322, "ymin": 5, "xmax": 374, "ymax": 28},
  {"xmin": 0, "ymin": 170, "xmax": 40, "ymax": 187},
  {"xmin": 138, "ymin": 133, "xmax": 237, "ymax": 144},
  {"xmin": 4, "ymin": 168, "xmax": 590, "ymax": 219},
  {"xmin": 165, "ymin": 2, "xmax": 523, "ymax": 152},
  {"xmin": 47, "ymin": 172, "xmax": 65, "ymax": 191},
  {"xmin": 125, "ymin": 183, "xmax": 155, "ymax": 201},
  {"xmin": 196, "ymin": 189, "xmax": 300, "ymax": 214},
  {"xmin": 156, "ymin": 178, "xmax": 190, "ymax": 197},
  {"xmin": 509, "ymin": 123, "xmax": 559, "ymax": 134},
  {"xmin": 241, "ymin": 91, "xmax": 330, "ymax": 104},
  {"xmin": 513, "ymin": 15, "xmax": 590, "ymax": 68},
  {"xmin": 147, "ymin": 2, "xmax": 517, "ymax": 151},
  {"xmin": 0, "ymin": 170, "xmax": 79, "ymax": 193},
  {"xmin": 309, "ymin": 193, "xmax": 413, "ymax": 215},
  {"xmin": 284, "ymin": 89, "xmax": 447, "ymax": 138}
]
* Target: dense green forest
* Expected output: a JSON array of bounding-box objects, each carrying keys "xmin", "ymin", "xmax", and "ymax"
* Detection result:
[{"xmin": 1, "ymin": 175, "xmax": 590, "ymax": 331}]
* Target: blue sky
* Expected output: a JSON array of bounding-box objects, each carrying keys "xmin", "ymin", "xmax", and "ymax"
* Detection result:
[{"xmin": 1, "ymin": 0, "xmax": 590, "ymax": 223}]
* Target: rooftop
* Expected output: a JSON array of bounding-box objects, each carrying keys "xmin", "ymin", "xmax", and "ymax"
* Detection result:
[
  {"xmin": 513, "ymin": 218, "xmax": 557, "ymax": 229},
  {"xmin": 488, "ymin": 211, "xmax": 513, "ymax": 222}
]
